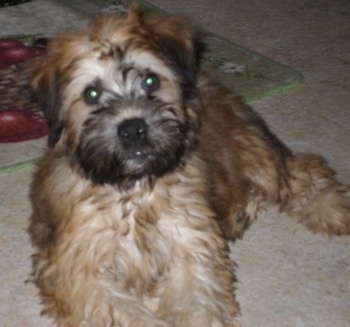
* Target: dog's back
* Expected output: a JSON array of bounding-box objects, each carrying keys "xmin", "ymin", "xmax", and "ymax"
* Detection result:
[{"xmin": 198, "ymin": 72, "xmax": 350, "ymax": 239}]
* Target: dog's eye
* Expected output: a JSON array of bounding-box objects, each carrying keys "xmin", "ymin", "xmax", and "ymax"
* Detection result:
[
  {"xmin": 141, "ymin": 74, "xmax": 159, "ymax": 92},
  {"xmin": 84, "ymin": 86, "xmax": 102, "ymax": 104}
]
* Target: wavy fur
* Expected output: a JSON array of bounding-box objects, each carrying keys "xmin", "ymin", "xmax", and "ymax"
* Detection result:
[{"xmin": 29, "ymin": 7, "xmax": 349, "ymax": 327}]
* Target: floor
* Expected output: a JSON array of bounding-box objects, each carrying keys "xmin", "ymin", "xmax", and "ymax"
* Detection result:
[{"xmin": 0, "ymin": 0, "xmax": 349, "ymax": 326}]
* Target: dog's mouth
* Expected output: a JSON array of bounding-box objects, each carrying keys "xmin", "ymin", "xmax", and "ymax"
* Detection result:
[
  {"xmin": 125, "ymin": 149, "xmax": 155, "ymax": 166},
  {"xmin": 132, "ymin": 149, "xmax": 153, "ymax": 159},
  {"xmin": 121, "ymin": 145, "xmax": 156, "ymax": 171}
]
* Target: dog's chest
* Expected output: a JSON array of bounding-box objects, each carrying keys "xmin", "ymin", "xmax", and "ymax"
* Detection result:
[
  {"xmin": 58, "ymin": 162, "xmax": 212, "ymax": 297},
  {"xmin": 88, "ymin": 185, "xmax": 173, "ymax": 291}
]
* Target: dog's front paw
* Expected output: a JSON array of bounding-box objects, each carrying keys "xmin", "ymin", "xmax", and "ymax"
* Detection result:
[
  {"xmin": 129, "ymin": 318, "xmax": 169, "ymax": 327},
  {"xmin": 164, "ymin": 308, "xmax": 240, "ymax": 327},
  {"xmin": 63, "ymin": 318, "xmax": 169, "ymax": 327},
  {"xmin": 117, "ymin": 305, "xmax": 169, "ymax": 327},
  {"xmin": 68, "ymin": 315, "xmax": 169, "ymax": 327}
]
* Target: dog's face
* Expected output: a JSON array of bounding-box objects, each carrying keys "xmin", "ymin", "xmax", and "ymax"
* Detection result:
[{"xmin": 31, "ymin": 8, "xmax": 203, "ymax": 188}]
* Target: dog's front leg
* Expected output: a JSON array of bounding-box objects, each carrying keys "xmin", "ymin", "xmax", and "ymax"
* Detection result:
[
  {"xmin": 34, "ymin": 255, "xmax": 170, "ymax": 327},
  {"xmin": 156, "ymin": 218, "xmax": 240, "ymax": 327}
]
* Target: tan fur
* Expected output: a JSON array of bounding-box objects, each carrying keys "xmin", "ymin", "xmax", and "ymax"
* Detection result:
[
  {"xmin": 30, "ymin": 153, "xmax": 238, "ymax": 326},
  {"xmin": 29, "ymin": 7, "xmax": 350, "ymax": 327}
]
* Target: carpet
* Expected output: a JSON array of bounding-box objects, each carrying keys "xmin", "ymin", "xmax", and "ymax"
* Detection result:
[{"xmin": 0, "ymin": 0, "xmax": 302, "ymax": 175}]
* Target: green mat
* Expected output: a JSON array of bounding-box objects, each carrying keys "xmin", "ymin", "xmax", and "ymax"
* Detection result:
[{"xmin": 0, "ymin": 0, "xmax": 302, "ymax": 175}]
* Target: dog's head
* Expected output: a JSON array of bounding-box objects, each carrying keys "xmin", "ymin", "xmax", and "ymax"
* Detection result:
[{"xmin": 31, "ymin": 7, "xmax": 203, "ymax": 188}]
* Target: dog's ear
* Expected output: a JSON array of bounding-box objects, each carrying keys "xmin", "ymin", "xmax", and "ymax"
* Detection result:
[
  {"xmin": 146, "ymin": 13, "xmax": 204, "ymax": 99},
  {"xmin": 30, "ymin": 50, "xmax": 64, "ymax": 148}
]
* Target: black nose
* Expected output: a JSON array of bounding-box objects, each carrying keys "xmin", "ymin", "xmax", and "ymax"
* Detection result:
[{"xmin": 118, "ymin": 118, "xmax": 148, "ymax": 144}]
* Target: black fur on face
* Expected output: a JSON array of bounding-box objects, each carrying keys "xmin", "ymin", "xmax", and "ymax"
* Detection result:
[{"xmin": 76, "ymin": 96, "xmax": 195, "ymax": 188}]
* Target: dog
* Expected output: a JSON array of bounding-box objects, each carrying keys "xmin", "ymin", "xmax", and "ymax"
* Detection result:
[{"xmin": 28, "ymin": 7, "xmax": 350, "ymax": 327}]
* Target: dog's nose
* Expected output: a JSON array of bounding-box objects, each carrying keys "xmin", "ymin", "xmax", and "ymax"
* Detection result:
[{"xmin": 118, "ymin": 118, "xmax": 148, "ymax": 144}]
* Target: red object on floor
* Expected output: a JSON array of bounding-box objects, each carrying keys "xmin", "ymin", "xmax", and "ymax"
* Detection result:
[
  {"xmin": 0, "ymin": 39, "xmax": 45, "ymax": 69},
  {"xmin": 0, "ymin": 109, "xmax": 47, "ymax": 143},
  {"xmin": 0, "ymin": 38, "xmax": 47, "ymax": 142}
]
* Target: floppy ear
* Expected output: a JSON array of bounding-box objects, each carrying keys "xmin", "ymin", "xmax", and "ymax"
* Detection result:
[
  {"xmin": 30, "ymin": 53, "xmax": 64, "ymax": 148},
  {"xmin": 148, "ymin": 14, "xmax": 204, "ymax": 99}
]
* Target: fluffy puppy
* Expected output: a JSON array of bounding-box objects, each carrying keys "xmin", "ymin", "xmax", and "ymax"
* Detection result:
[{"xmin": 28, "ymin": 7, "xmax": 350, "ymax": 327}]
